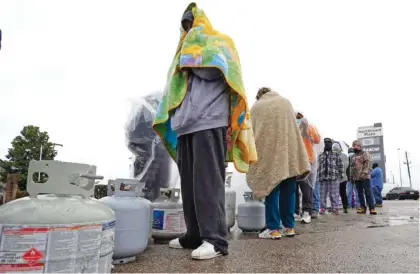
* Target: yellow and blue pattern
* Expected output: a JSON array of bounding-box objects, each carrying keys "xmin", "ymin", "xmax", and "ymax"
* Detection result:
[{"xmin": 152, "ymin": 2, "xmax": 257, "ymax": 173}]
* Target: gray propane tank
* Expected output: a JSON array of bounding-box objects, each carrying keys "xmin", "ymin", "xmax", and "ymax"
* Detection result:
[
  {"xmin": 99, "ymin": 179, "xmax": 151, "ymax": 265},
  {"xmin": 151, "ymin": 188, "xmax": 186, "ymax": 243},
  {"xmin": 225, "ymin": 172, "xmax": 236, "ymax": 231},
  {"xmin": 0, "ymin": 160, "xmax": 116, "ymax": 273},
  {"xmin": 237, "ymin": 191, "xmax": 266, "ymax": 232}
]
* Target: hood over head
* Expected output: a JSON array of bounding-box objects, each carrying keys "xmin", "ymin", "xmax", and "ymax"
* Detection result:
[
  {"xmin": 181, "ymin": 10, "xmax": 194, "ymax": 31},
  {"xmin": 332, "ymin": 143, "xmax": 342, "ymax": 153}
]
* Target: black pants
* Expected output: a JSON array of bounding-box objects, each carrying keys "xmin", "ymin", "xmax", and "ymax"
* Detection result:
[
  {"xmin": 339, "ymin": 181, "xmax": 348, "ymax": 209},
  {"xmin": 176, "ymin": 127, "xmax": 228, "ymax": 255},
  {"xmin": 295, "ymin": 181, "xmax": 313, "ymax": 215}
]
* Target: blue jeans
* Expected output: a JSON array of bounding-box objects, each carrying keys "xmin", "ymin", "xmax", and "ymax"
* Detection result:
[
  {"xmin": 313, "ymin": 181, "xmax": 320, "ymax": 212},
  {"xmin": 355, "ymin": 179, "xmax": 375, "ymax": 209},
  {"xmin": 265, "ymin": 177, "xmax": 296, "ymax": 230},
  {"xmin": 373, "ymin": 185, "xmax": 383, "ymax": 205},
  {"xmin": 346, "ymin": 181, "xmax": 360, "ymax": 208}
]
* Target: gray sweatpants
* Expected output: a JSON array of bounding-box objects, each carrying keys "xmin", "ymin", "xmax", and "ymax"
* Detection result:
[{"xmin": 176, "ymin": 127, "xmax": 228, "ymax": 255}]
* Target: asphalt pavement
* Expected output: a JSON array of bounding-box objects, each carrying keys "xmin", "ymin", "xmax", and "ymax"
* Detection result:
[{"xmin": 114, "ymin": 200, "xmax": 419, "ymax": 273}]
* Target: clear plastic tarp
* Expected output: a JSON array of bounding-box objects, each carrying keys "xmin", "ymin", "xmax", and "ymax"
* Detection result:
[{"xmin": 125, "ymin": 91, "xmax": 180, "ymax": 201}]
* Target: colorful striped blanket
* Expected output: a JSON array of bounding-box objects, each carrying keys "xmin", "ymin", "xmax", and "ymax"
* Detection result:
[{"xmin": 152, "ymin": 2, "xmax": 257, "ymax": 173}]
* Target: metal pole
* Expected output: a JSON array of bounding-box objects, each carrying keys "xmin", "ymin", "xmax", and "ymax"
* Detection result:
[
  {"xmin": 38, "ymin": 145, "xmax": 43, "ymax": 182},
  {"xmin": 405, "ymin": 151, "xmax": 412, "ymax": 188},
  {"xmin": 397, "ymin": 148, "xmax": 403, "ymax": 186}
]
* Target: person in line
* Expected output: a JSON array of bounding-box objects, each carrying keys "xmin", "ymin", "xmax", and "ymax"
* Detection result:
[
  {"xmin": 126, "ymin": 92, "xmax": 172, "ymax": 202},
  {"xmin": 350, "ymin": 140, "xmax": 377, "ymax": 215},
  {"xmin": 346, "ymin": 147, "xmax": 360, "ymax": 208},
  {"xmin": 312, "ymin": 179, "xmax": 320, "ymax": 218},
  {"xmin": 317, "ymin": 138, "xmax": 344, "ymax": 215},
  {"xmin": 247, "ymin": 87, "xmax": 310, "ymax": 239},
  {"xmin": 371, "ymin": 163, "xmax": 384, "ymax": 207},
  {"xmin": 312, "ymin": 142, "xmax": 324, "ymax": 217},
  {"xmin": 332, "ymin": 143, "xmax": 350, "ymax": 213},
  {"xmin": 294, "ymin": 112, "xmax": 321, "ymax": 223},
  {"xmin": 152, "ymin": 3, "xmax": 257, "ymax": 260}
]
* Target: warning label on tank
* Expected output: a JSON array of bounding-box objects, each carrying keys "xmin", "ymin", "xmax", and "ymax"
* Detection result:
[
  {"xmin": 152, "ymin": 208, "xmax": 186, "ymax": 233},
  {"xmin": 0, "ymin": 221, "xmax": 115, "ymax": 273},
  {"xmin": 0, "ymin": 226, "xmax": 48, "ymax": 273}
]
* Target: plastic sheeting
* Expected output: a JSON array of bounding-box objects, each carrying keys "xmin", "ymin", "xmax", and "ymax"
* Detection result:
[{"xmin": 125, "ymin": 91, "xmax": 180, "ymax": 201}]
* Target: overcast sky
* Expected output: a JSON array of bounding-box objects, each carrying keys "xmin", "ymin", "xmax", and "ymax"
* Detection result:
[{"xmin": 0, "ymin": 0, "xmax": 419, "ymax": 188}]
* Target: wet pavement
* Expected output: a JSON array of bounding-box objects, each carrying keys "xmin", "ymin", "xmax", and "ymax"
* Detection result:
[{"xmin": 115, "ymin": 200, "xmax": 419, "ymax": 273}]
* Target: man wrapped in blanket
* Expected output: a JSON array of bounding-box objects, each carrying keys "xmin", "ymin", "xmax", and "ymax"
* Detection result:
[{"xmin": 152, "ymin": 3, "xmax": 257, "ymax": 260}]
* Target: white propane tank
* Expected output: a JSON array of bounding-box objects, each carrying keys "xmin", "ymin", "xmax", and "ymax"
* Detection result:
[
  {"xmin": 151, "ymin": 188, "xmax": 186, "ymax": 243},
  {"xmin": 0, "ymin": 160, "xmax": 116, "ymax": 273},
  {"xmin": 98, "ymin": 179, "xmax": 151, "ymax": 265},
  {"xmin": 225, "ymin": 172, "xmax": 236, "ymax": 231},
  {"xmin": 237, "ymin": 191, "xmax": 266, "ymax": 232}
]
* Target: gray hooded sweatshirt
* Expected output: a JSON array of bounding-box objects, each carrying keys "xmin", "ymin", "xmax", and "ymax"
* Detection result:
[
  {"xmin": 332, "ymin": 143, "xmax": 349, "ymax": 182},
  {"xmin": 171, "ymin": 68, "xmax": 229, "ymax": 136}
]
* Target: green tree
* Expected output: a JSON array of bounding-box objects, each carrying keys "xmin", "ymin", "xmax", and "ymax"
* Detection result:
[{"xmin": 0, "ymin": 125, "xmax": 58, "ymax": 190}]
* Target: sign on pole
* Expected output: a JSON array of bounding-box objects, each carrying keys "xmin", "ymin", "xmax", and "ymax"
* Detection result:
[{"xmin": 357, "ymin": 123, "xmax": 386, "ymax": 183}]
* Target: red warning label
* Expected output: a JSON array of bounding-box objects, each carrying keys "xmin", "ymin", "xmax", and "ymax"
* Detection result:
[{"xmin": 22, "ymin": 248, "xmax": 43, "ymax": 263}]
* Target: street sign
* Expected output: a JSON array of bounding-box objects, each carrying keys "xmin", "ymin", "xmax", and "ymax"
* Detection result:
[{"xmin": 357, "ymin": 126, "xmax": 383, "ymax": 139}]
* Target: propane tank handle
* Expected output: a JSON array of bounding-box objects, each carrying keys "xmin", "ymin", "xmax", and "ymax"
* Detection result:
[
  {"xmin": 243, "ymin": 191, "xmax": 253, "ymax": 202},
  {"xmin": 27, "ymin": 160, "xmax": 101, "ymax": 199},
  {"xmin": 80, "ymin": 174, "xmax": 104, "ymax": 180},
  {"xmin": 160, "ymin": 188, "xmax": 181, "ymax": 203},
  {"xmin": 225, "ymin": 174, "xmax": 232, "ymax": 188},
  {"xmin": 170, "ymin": 188, "xmax": 181, "ymax": 203},
  {"xmin": 112, "ymin": 179, "xmax": 139, "ymax": 197},
  {"xmin": 107, "ymin": 180, "xmax": 115, "ymax": 196}
]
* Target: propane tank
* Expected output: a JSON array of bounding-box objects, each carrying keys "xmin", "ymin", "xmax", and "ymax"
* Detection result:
[
  {"xmin": 0, "ymin": 160, "xmax": 115, "ymax": 273},
  {"xmin": 225, "ymin": 173, "xmax": 236, "ymax": 231},
  {"xmin": 99, "ymin": 179, "xmax": 151, "ymax": 265},
  {"xmin": 151, "ymin": 188, "xmax": 186, "ymax": 243},
  {"xmin": 237, "ymin": 191, "xmax": 265, "ymax": 232}
]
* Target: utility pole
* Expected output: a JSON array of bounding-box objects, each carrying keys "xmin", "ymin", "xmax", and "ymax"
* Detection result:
[
  {"xmin": 403, "ymin": 151, "xmax": 412, "ymax": 188},
  {"xmin": 397, "ymin": 148, "xmax": 403, "ymax": 187}
]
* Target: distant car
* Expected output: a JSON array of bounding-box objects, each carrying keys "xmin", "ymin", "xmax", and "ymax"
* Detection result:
[
  {"xmin": 386, "ymin": 187, "xmax": 419, "ymax": 200},
  {"xmin": 382, "ymin": 183, "xmax": 398, "ymax": 199}
]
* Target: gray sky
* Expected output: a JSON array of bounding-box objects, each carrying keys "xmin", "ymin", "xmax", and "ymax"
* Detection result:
[{"xmin": 0, "ymin": 0, "xmax": 419, "ymax": 188}]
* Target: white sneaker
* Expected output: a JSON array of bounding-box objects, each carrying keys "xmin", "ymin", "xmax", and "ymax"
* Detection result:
[
  {"xmin": 294, "ymin": 213, "xmax": 302, "ymax": 222},
  {"xmin": 301, "ymin": 211, "xmax": 311, "ymax": 224},
  {"xmin": 258, "ymin": 229, "xmax": 282, "ymax": 239},
  {"xmin": 169, "ymin": 238, "xmax": 183, "ymax": 249},
  {"xmin": 191, "ymin": 241, "xmax": 221, "ymax": 260}
]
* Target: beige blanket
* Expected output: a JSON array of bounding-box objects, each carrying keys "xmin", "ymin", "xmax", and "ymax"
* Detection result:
[{"xmin": 246, "ymin": 92, "xmax": 310, "ymax": 199}]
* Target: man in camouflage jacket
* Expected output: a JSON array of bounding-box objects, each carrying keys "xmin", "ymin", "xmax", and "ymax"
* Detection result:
[{"xmin": 350, "ymin": 140, "xmax": 377, "ymax": 215}]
